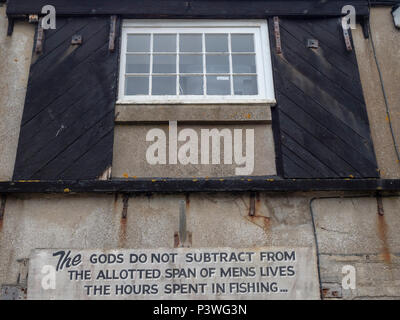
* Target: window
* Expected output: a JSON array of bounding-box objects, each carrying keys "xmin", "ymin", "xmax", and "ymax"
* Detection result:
[{"xmin": 118, "ymin": 20, "xmax": 275, "ymax": 104}]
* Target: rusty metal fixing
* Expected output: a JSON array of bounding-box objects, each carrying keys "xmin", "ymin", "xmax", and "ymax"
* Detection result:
[
  {"xmin": 121, "ymin": 194, "xmax": 129, "ymax": 219},
  {"xmin": 342, "ymin": 27, "xmax": 353, "ymax": 51},
  {"xmin": 28, "ymin": 14, "xmax": 39, "ymax": 23},
  {"xmin": 179, "ymin": 200, "xmax": 187, "ymax": 245},
  {"xmin": 376, "ymin": 193, "xmax": 384, "ymax": 216},
  {"xmin": 0, "ymin": 194, "xmax": 6, "ymax": 221},
  {"xmin": 71, "ymin": 34, "xmax": 83, "ymax": 45},
  {"xmin": 175, "ymin": 200, "xmax": 192, "ymax": 248},
  {"xmin": 307, "ymin": 39, "xmax": 319, "ymax": 49},
  {"xmin": 35, "ymin": 18, "xmax": 44, "ymax": 54},
  {"xmin": 109, "ymin": 15, "xmax": 117, "ymax": 52},
  {"xmin": 273, "ymin": 16, "xmax": 282, "ymax": 54},
  {"xmin": 249, "ymin": 192, "xmax": 256, "ymax": 216}
]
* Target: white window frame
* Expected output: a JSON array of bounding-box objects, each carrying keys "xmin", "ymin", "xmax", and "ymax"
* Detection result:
[{"xmin": 118, "ymin": 20, "xmax": 275, "ymax": 105}]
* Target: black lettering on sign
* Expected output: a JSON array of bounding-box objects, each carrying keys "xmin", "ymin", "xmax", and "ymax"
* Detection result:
[{"xmin": 53, "ymin": 250, "xmax": 82, "ymax": 272}]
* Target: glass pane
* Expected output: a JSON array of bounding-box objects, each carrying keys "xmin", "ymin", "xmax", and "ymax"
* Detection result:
[
  {"xmin": 126, "ymin": 76, "xmax": 149, "ymax": 95},
  {"xmin": 231, "ymin": 34, "xmax": 254, "ymax": 52},
  {"xmin": 126, "ymin": 54, "xmax": 150, "ymax": 73},
  {"xmin": 232, "ymin": 54, "xmax": 256, "ymax": 73},
  {"xmin": 207, "ymin": 75, "xmax": 231, "ymax": 95},
  {"xmin": 153, "ymin": 34, "xmax": 176, "ymax": 52},
  {"xmin": 127, "ymin": 34, "xmax": 150, "ymax": 52},
  {"xmin": 179, "ymin": 76, "xmax": 203, "ymax": 95},
  {"xmin": 206, "ymin": 55, "xmax": 230, "ymax": 73},
  {"xmin": 233, "ymin": 76, "xmax": 258, "ymax": 95},
  {"xmin": 153, "ymin": 54, "xmax": 176, "ymax": 73},
  {"xmin": 152, "ymin": 76, "xmax": 176, "ymax": 95},
  {"xmin": 180, "ymin": 34, "xmax": 202, "ymax": 52},
  {"xmin": 205, "ymin": 34, "xmax": 228, "ymax": 52},
  {"xmin": 180, "ymin": 54, "xmax": 203, "ymax": 73}
]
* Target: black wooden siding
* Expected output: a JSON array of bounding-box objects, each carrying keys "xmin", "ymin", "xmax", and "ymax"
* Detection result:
[
  {"xmin": 13, "ymin": 17, "xmax": 120, "ymax": 180},
  {"xmin": 269, "ymin": 17, "xmax": 379, "ymax": 178},
  {"xmin": 11, "ymin": 12, "xmax": 379, "ymax": 181},
  {"xmin": 6, "ymin": 0, "xmax": 371, "ymax": 18}
]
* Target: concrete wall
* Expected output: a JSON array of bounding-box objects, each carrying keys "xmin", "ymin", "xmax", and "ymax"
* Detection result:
[
  {"xmin": 0, "ymin": 5, "xmax": 35, "ymax": 180},
  {"xmin": 1, "ymin": 193, "xmax": 399, "ymax": 299},
  {"xmin": 354, "ymin": 7, "xmax": 400, "ymax": 179},
  {"xmin": 113, "ymin": 123, "xmax": 276, "ymax": 178}
]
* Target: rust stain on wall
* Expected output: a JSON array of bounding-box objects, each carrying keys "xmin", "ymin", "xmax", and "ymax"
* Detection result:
[
  {"xmin": 377, "ymin": 214, "xmax": 391, "ymax": 264},
  {"xmin": 247, "ymin": 192, "xmax": 271, "ymax": 232},
  {"xmin": 376, "ymin": 196, "xmax": 391, "ymax": 264}
]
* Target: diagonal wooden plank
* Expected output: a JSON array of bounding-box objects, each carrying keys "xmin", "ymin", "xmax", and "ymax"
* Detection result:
[
  {"xmin": 272, "ymin": 53, "xmax": 372, "ymax": 139},
  {"xmin": 279, "ymin": 94, "xmax": 377, "ymax": 176},
  {"xmin": 280, "ymin": 129, "xmax": 339, "ymax": 177},
  {"xmin": 274, "ymin": 73, "xmax": 377, "ymax": 164},
  {"xmin": 278, "ymin": 23, "xmax": 364, "ymax": 102},
  {"xmin": 13, "ymin": 17, "xmax": 120, "ymax": 180},
  {"xmin": 279, "ymin": 112, "xmax": 359, "ymax": 177}
]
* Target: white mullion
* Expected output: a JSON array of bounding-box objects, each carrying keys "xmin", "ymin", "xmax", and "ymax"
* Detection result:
[
  {"xmin": 202, "ymin": 33, "xmax": 206, "ymax": 96},
  {"xmin": 228, "ymin": 33, "xmax": 234, "ymax": 96},
  {"xmin": 149, "ymin": 33, "xmax": 154, "ymax": 95}
]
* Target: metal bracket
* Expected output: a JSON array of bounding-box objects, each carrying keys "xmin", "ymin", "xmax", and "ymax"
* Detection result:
[
  {"xmin": 249, "ymin": 192, "xmax": 256, "ymax": 216},
  {"xmin": 273, "ymin": 16, "xmax": 282, "ymax": 54},
  {"xmin": 71, "ymin": 34, "xmax": 83, "ymax": 45},
  {"xmin": 35, "ymin": 18, "xmax": 44, "ymax": 54},
  {"xmin": 321, "ymin": 283, "xmax": 343, "ymax": 299},
  {"xmin": 376, "ymin": 193, "xmax": 384, "ymax": 216},
  {"xmin": 0, "ymin": 258, "xmax": 29, "ymax": 300},
  {"xmin": 307, "ymin": 39, "xmax": 319, "ymax": 49},
  {"xmin": 174, "ymin": 200, "xmax": 192, "ymax": 248},
  {"xmin": 0, "ymin": 285, "xmax": 26, "ymax": 300},
  {"xmin": 7, "ymin": 18, "xmax": 14, "ymax": 36},
  {"xmin": 109, "ymin": 15, "xmax": 117, "ymax": 52},
  {"xmin": 0, "ymin": 194, "xmax": 6, "ymax": 220},
  {"xmin": 342, "ymin": 27, "xmax": 353, "ymax": 52},
  {"xmin": 121, "ymin": 194, "xmax": 129, "ymax": 219},
  {"xmin": 29, "ymin": 14, "xmax": 39, "ymax": 23},
  {"xmin": 361, "ymin": 16, "xmax": 370, "ymax": 39}
]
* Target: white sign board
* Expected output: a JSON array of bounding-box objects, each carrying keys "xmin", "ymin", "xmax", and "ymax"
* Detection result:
[{"xmin": 28, "ymin": 247, "xmax": 319, "ymax": 300}]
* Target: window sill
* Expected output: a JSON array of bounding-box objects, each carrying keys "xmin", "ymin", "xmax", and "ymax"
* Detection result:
[
  {"xmin": 115, "ymin": 102, "xmax": 274, "ymax": 124},
  {"xmin": 116, "ymin": 99, "xmax": 276, "ymax": 105}
]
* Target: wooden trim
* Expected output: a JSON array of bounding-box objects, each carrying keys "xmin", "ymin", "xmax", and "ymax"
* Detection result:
[
  {"xmin": 6, "ymin": 0, "xmax": 371, "ymax": 18},
  {"xmin": 1, "ymin": 179, "xmax": 400, "ymax": 193}
]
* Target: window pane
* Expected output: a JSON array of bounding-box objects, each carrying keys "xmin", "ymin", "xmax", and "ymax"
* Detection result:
[
  {"xmin": 126, "ymin": 54, "xmax": 150, "ymax": 73},
  {"xmin": 180, "ymin": 34, "xmax": 202, "ymax": 52},
  {"xmin": 154, "ymin": 34, "xmax": 176, "ymax": 52},
  {"xmin": 152, "ymin": 76, "xmax": 176, "ymax": 95},
  {"xmin": 207, "ymin": 75, "xmax": 231, "ymax": 95},
  {"xmin": 232, "ymin": 54, "xmax": 256, "ymax": 73},
  {"xmin": 126, "ymin": 76, "xmax": 149, "ymax": 95},
  {"xmin": 205, "ymin": 34, "xmax": 228, "ymax": 52},
  {"xmin": 153, "ymin": 54, "xmax": 176, "ymax": 73},
  {"xmin": 206, "ymin": 55, "xmax": 230, "ymax": 73},
  {"xmin": 180, "ymin": 76, "xmax": 203, "ymax": 95},
  {"xmin": 231, "ymin": 34, "xmax": 254, "ymax": 52},
  {"xmin": 233, "ymin": 75, "xmax": 258, "ymax": 95},
  {"xmin": 127, "ymin": 34, "xmax": 150, "ymax": 52},
  {"xmin": 180, "ymin": 54, "xmax": 203, "ymax": 73}
]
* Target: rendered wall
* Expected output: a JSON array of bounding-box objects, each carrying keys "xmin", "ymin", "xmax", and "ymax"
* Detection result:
[{"xmin": 354, "ymin": 7, "xmax": 400, "ymax": 179}]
